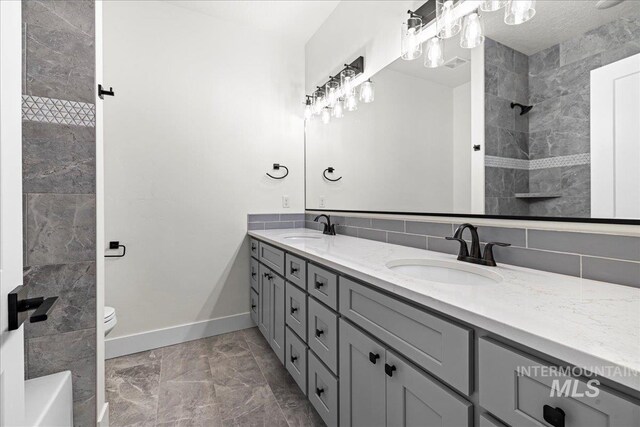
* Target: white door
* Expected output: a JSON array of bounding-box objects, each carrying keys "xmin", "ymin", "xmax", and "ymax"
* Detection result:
[
  {"xmin": 591, "ymin": 53, "xmax": 640, "ymax": 218},
  {"xmin": 0, "ymin": 1, "xmax": 25, "ymax": 425}
]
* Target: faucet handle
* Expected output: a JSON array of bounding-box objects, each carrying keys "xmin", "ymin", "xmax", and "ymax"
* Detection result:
[
  {"xmin": 482, "ymin": 242, "xmax": 511, "ymax": 266},
  {"xmin": 445, "ymin": 236, "xmax": 469, "ymax": 258}
]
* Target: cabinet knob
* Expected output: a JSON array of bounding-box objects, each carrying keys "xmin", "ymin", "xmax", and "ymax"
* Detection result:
[
  {"xmin": 290, "ymin": 266, "xmax": 299, "ymax": 274},
  {"xmin": 251, "ymin": 244, "xmax": 256, "ymax": 250},
  {"xmin": 315, "ymin": 387, "xmax": 324, "ymax": 397},
  {"xmin": 251, "ymin": 271, "xmax": 256, "ymax": 278},
  {"xmin": 384, "ymin": 363, "xmax": 396, "ymax": 377},
  {"xmin": 290, "ymin": 306, "xmax": 298, "ymax": 314},
  {"xmin": 315, "ymin": 281, "xmax": 324, "ymax": 289},
  {"xmin": 369, "ymin": 352, "xmax": 380, "ymax": 364},
  {"xmin": 251, "ymin": 304, "xmax": 256, "ymax": 309},
  {"xmin": 543, "ymin": 405, "xmax": 565, "ymax": 427},
  {"xmin": 315, "ymin": 329, "xmax": 324, "ymax": 337},
  {"xmin": 290, "ymin": 355, "xmax": 298, "ymax": 363}
]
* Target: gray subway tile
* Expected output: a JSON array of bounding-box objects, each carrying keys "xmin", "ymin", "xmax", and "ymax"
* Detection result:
[
  {"xmin": 294, "ymin": 221, "xmax": 305, "ymax": 228},
  {"xmin": 464, "ymin": 225, "xmax": 526, "ymax": 247},
  {"xmin": 388, "ymin": 232, "xmax": 427, "ymax": 250},
  {"xmin": 357, "ymin": 228, "xmax": 386, "ymax": 243},
  {"xmin": 336, "ymin": 225, "xmax": 358, "ymax": 237},
  {"xmin": 247, "ymin": 222, "xmax": 265, "ymax": 231},
  {"xmin": 528, "ymin": 230, "xmax": 640, "ymax": 262},
  {"xmin": 264, "ymin": 221, "xmax": 294, "ymax": 230},
  {"xmin": 371, "ymin": 218, "xmax": 404, "ymax": 232},
  {"xmin": 279, "ymin": 213, "xmax": 304, "ymax": 222},
  {"xmin": 427, "ymin": 237, "xmax": 460, "ymax": 255},
  {"xmin": 405, "ymin": 221, "xmax": 453, "ymax": 237},
  {"xmin": 582, "ymin": 257, "xmax": 640, "ymax": 288},
  {"xmin": 345, "ymin": 216, "xmax": 372, "ymax": 228},
  {"xmin": 305, "ymin": 221, "xmax": 321, "ymax": 231},
  {"xmin": 492, "ymin": 246, "xmax": 581, "ymax": 277},
  {"xmin": 248, "ymin": 214, "xmax": 279, "ymax": 222}
]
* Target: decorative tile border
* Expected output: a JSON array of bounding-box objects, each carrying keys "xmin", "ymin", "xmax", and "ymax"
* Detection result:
[
  {"xmin": 22, "ymin": 95, "xmax": 95, "ymax": 127},
  {"xmin": 485, "ymin": 153, "xmax": 590, "ymax": 170}
]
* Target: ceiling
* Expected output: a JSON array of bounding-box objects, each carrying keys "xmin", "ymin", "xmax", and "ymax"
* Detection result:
[
  {"xmin": 166, "ymin": 0, "xmax": 341, "ymax": 42},
  {"xmin": 484, "ymin": 0, "xmax": 640, "ymax": 55}
]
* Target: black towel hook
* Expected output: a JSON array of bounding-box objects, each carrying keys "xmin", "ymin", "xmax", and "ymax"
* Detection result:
[
  {"xmin": 267, "ymin": 163, "xmax": 289, "ymax": 180},
  {"xmin": 323, "ymin": 167, "xmax": 342, "ymax": 182}
]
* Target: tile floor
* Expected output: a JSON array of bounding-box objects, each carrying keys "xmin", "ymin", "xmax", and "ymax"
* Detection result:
[{"xmin": 106, "ymin": 327, "xmax": 324, "ymax": 426}]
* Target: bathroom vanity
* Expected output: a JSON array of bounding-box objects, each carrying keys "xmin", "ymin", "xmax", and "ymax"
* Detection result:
[{"xmin": 248, "ymin": 229, "xmax": 640, "ymax": 427}]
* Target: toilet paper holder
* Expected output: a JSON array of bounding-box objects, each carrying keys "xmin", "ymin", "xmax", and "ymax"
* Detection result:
[{"xmin": 105, "ymin": 241, "xmax": 126, "ymax": 258}]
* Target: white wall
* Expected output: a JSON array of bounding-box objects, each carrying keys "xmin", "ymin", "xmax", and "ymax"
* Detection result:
[
  {"xmin": 104, "ymin": 1, "xmax": 304, "ymax": 340},
  {"xmin": 306, "ymin": 68, "xmax": 455, "ymax": 212},
  {"xmin": 453, "ymin": 82, "xmax": 472, "ymax": 213}
]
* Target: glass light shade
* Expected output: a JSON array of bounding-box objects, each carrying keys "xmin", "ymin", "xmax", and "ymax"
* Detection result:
[
  {"xmin": 424, "ymin": 37, "xmax": 444, "ymax": 68},
  {"xmin": 340, "ymin": 68, "xmax": 356, "ymax": 95},
  {"xmin": 480, "ymin": 0, "xmax": 507, "ymax": 12},
  {"xmin": 325, "ymin": 80, "xmax": 340, "ymax": 108},
  {"xmin": 460, "ymin": 13, "xmax": 484, "ymax": 49},
  {"xmin": 345, "ymin": 93, "xmax": 358, "ymax": 111},
  {"xmin": 401, "ymin": 17, "xmax": 423, "ymax": 60},
  {"xmin": 437, "ymin": 0, "xmax": 461, "ymax": 39},
  {"xmin": 359, "ymin": 80, "xmax": 375, "ymax": 103},
  {"xmin": 304, "ymin": 102, "xmax": 313, "ymax": 120},
  {"xmin": 504, "ymin": 0, "xmax": 536, "ymax": 25},
  {"xmin": 321, "ymin": 107, "xmax": 332, "ymax": 124},
  {"xmin": 333, "ymin": 99, "xmax": 344, "ymax": 118},
  {"xmin": 313, "ymin": 90, "xmax": 325, "ymax": 114}
]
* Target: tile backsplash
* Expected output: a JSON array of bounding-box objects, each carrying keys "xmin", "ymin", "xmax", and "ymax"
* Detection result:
[
  {"xmin": 304, "ymin": 213, "xmax": 640, "ymax": 288},
  {"xmin": 248, "ymin": 213, "xmax": 305, "ymax": 230}
]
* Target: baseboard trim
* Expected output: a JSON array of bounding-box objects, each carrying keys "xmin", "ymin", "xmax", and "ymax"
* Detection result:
[
  {"xmin": 105, "ymin": 312, "xmax": 254, "ymax": 359},
  {"xmin": 97, "ymin": 402, "xmax": 109, "ymax": 427}
]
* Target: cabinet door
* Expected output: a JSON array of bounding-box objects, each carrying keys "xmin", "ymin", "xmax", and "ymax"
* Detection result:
[
  {"xmin": 250, "ymin": 257, "xmax": 259, "ymax": 292},
  {"xmin": 386, "ymin": 350, "xmax": 472, "ymax": 427},
  {"xmin": 269, "ymin": 273, "xmax": 286, "ymax": 364},
  {"xmin": 258, "ymin": 264, "xmax": 271, "ymax": 340},
  {"xmin": 339, "ymin": 319, "xmax": 386, "ymax": 427},
  {"xmin": 250, "ymin": 289, "xmax": 259, "ymax": 325}
]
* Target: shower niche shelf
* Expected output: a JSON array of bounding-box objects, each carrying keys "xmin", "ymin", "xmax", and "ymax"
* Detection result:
[{"xmin": 514, "ymin": 193, "xmax": 562, "ymax": 199}]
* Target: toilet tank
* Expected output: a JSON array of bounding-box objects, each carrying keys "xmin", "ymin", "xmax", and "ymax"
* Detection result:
[{"xmin": 25, "ymin": 370, "xmax": 73, "ymax": 426}]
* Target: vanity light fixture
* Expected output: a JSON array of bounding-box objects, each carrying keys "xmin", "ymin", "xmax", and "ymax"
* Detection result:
[
  {"xmin": 360, "ymin": 79, "xmax": 375, "ymax": 103},
  {"xmin": 325, "ymin": 78, "xmax": 340, "ymax": 108},
  {"xmin": 504, "ymin": 0, "xmax": 536, "ymax": 25},
  {"xmin": 345, "ymin": 92, "xmax": 358, "ymax": 111},
  {"xmin": 437, "ymin": 0, "xmax": 462, "ymax": 39},
  {"xmin": 321, "ymin": 106, "xmax": 332, "ymax": 124},
  {"xmin": 480, "ymin": 0, "xmax": 507, "ymax": 12},
  {"xmin": 304, "ymin": 96, "xmax": 313, "ymax": 120},
  {"xmin": 424, "ymin": 37, "xmax": 445, "ymax": 68},
  {"xmin": 333, "ymin": 98, "xmax": 345, "ymax": 118},
  {"xmin": 340, "ymin": 67, "xmax": 356, "ymax": 95},
  {"xmin": 460, "ymin": 12, "xmax": 484, "ymax": 48},
  {"xmin": 401, "ymin": 11, "xmax": 423, "ymax": 60}
]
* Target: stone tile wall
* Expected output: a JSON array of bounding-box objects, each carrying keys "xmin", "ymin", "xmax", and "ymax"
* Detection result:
[{"xmin": 22, "ymin": 1, "xmax": 96, "ymax": 425}]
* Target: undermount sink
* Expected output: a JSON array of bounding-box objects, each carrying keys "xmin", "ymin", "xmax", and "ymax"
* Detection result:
[
  {"xmin": 283, "ymin": 234, "xmax": 323, "ymax": 240},
  {"xmin": 386, "ymin": 259, "xmax": 502, "ymax": 285}
]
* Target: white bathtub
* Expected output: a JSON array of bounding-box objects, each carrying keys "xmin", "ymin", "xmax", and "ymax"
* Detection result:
[{"xmin": 25, "ymin": 371, "xmax": 73, "ymax": 426}]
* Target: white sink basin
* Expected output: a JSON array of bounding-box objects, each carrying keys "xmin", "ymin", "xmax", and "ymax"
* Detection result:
[
  {"xmin": 283, "ymin": 234, "xmax": 323, "ymax": 240},
  {"xmin": 386, "ymin": 259, "xmax": 502, "ymax": 285}
]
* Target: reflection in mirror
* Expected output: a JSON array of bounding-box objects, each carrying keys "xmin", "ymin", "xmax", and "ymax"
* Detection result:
[{"xmin": 305, "ymin": 1, "xmax": 640, "ymax": 221}]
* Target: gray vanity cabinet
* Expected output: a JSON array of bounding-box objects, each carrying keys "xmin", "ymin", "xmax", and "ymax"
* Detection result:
[
  {"xmin": 250, "ymin": 289, "xmax": 259, "ymax": 325},
  {"xmin": 285, "ymin": 282, "xmax": 307, "ymax": 341},
  {"xmin": 339, "ymin": 319, "xmax": 386, "ymax": 427},
  {"xmin": 479, "ymin": 338, "xmax": 640, "ymax": 427},
  {"xmin": 286, "ymin": 253, "xmax": 307, "ymax": 289},
  {"xmin": 269, "ymin": 272, "xmax": 286, "ymax": 364},
  {"xmin": 259, "ymin": 242, "xmax": 285, "ymax": 276},
  {"xmin": 250, "ymin": 257, "xmax": 259, "ymax": 292},
  {"xmin": 257, "ymin": 264, "xmax": 271, "ymax": 340}
]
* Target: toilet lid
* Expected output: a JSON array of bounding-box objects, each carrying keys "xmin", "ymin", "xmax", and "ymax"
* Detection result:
[{"xmin": 104, "ymin": 306, "xmax": 116, "ymax": 322}]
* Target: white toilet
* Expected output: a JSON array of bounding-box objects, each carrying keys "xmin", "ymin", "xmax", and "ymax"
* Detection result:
[{"xmin": 104, "ymin": 306, "xmax": 117, "ymax": 336}]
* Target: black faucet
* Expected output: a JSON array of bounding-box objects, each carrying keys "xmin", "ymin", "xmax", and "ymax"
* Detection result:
[
  {"xmin": 446, "ymin": 223, "xmax": 510, "ymax": 267},
  {"xmin": 314, "ymin": 214, "xmax": 336, "ymax": 236}
]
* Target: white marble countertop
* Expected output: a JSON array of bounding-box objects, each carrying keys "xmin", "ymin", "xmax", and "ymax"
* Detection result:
[{"xmin": 249, "ymin": 228, "xmax": 640, "ymax": 393}]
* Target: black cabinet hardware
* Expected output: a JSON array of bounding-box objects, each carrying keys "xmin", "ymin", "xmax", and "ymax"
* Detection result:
[
  {"xmin": 251, "ymin": 243, "xmax": 257, "ymax": 251},
  {"xmin": 290, "ymin": 266, "xmax": 299, "ymax": 274},
  {"xmin": 290, "ymin": 306, "xmax": 298, "ymax": 314},
  {"xmin": 369, "ymin": 352, "xmax": 380, "ymax": 364},
  {"xmin": 267, "ymin": 163, "xmax": 289, "ymax": 180},
  {"xmin": 98, "ymin": 84, "xmax": 115, "ymax": 99},
  {"xmin": 251, "ymin": 304, "xmax": 256, "ymax": 310},
  {"xmin": 543, "ymin": 405, "xmax": 565, "ymax": 427},
  {"xmin": 473, "ymin": 144, "xmax": 481, "ymax": 151},
  {"xmin": 263, "ymin": 272, "xmax": 273, "ymax": 280},
  {"xmin": 323, "ymin": 167, "xmax": 342, "ymax": 182},
  {"xmin": 290, "ymin": 355, "xmax": 298, "ymax": 363},
  {"xmin": 8, "ymin": 285, "xmax": 58, "ymax": 331},
  {"xmin": 315, "ymin": 281, "xmax": 324, "ymax": 289},
  {"xmin": 385, "ymin": 363, "xmax": 396, "ymax": 377},
  {"xmin": 316, "ymin": 387, "xmax": 325, "ymax": 396},
  {"xmin": 251, "ymin": 271, "xmax": 256, "ymax": 278},
  {"xmin": 105, "ymin": 241, "xmax": 126, "ymax": 258},
  {"xmin": 315, "ymin": 329, "xmax": 324, "ymax": 337}
]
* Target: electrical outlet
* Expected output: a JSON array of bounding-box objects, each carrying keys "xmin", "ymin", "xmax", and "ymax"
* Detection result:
[
  {"xmin": 282, "ymin": 195, "xmax": 290, "ymax": 208},
  {"xmin": 319, "ymin": 196, "xmax": 326, "ymax": 208}
]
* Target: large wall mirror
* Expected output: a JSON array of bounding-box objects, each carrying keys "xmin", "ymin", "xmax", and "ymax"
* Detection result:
[{"xmin": 305, "ymin": 1, "xmax": 640, "ymax": 222}]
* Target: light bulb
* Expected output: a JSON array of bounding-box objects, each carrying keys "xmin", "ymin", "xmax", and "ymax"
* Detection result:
[
  {"xmin": 401, "ymin": 16, "xmax": 423, "ymax": 60},
  {"xmin": 325, "ymin": 80, "xmax": 339, "ymax": 108},
  {"xmin": 345, "ymin": 93, "xmax": 358, "ymax": 111},
  {"xmin": 480, "ymin": 0, "xmax": 507, "ymax": 12},
  {"xmin": 333, "ymin": 99, "xmax": 344, "ymax": 118},
  {"xmin": 360, "ymin": 80, "xmax": 374, "ymax": 103},
  {"xmin": 340, "ymin": 68, "xmax": 356, "ymax": 95},
  {"xmin": 304, "ymin": 103, "xmax": 313, "ymax": 120},
  {"xmin": 504, "ymin": 0, "xmax": 536, "ymax": 25},
  {"xmin": 314, "ymin": 91, "xmax": 325, "ymax": 114},
  {"xmin": 437, "ymin": 0, "xmax": 461, "ymax": 39},
  {"xmin": 424, "ymin": 37, "xmax": 444, "ymax": 68},
  {"xmin": 321, "ymin": 107, "xmax": 332, "ymax": 124},
  {"xmin": 460, "ymin": 13, "xmax": 484, "ymax": 49}
]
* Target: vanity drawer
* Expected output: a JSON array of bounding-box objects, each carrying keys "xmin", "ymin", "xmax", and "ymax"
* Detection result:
[
  {"xmin": 308, "ymin": 350, "xmax": 339, "ymax": 427},
  {"xmin": 249, "ymin": 289, "xmax": 259, "ymax": 324},
  {"xmin": 285, "ymin": 282, "xmax": 307, "ymax": 341},
  {"xmin": 307, "ymin": 264, "xmax": 338, "ymax": 310},
  {"xmin": 285, "ymin": 253, "xmax": 307, "ymax": 290},
  {"xmin": 258, "ymin": 242, "xmax": 285, "ymax": 276},
  {"xmin": 285, "ymin": 326, "xmax": 308, "ymax": 396},
  {"xmin": 479, "ymin": 414, "xmax": 507, "ymax": 427},
  {"xmin": 339, "ymin": 277, "xmax": 472, "ymax": 395},
  {"xmin": 479, "ymin": 338, "xmax": 640, "ymax": 427},
  {"xmin": 308, "ymin": 297, "xmax": 339, "ymax": 374},
  {"xmin": 249, "ymin": 238, "xmax": 259, "ymax": 258},
  {"xmin": 249, "ymin": 257, "xmax": 259, "ymax": 292}
]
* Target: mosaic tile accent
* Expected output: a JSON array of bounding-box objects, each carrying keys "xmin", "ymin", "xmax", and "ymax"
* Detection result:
[
  {"xmin": 485, "ymin": 153, "xmax": 590, "ymax": 170},
  {"xmin": 22, "ymin": 95, "xmax": 95, "ymax": 127}
]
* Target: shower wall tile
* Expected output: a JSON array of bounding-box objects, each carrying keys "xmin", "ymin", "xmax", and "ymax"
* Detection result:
[
  {"xmin": 601, "ymin": 40, "xmax": 640, "ymax": 66},
  {"xmin": 24, "ymin": 262, "xmax": 96, "ymax": 338},
  {"xmin": 485, "ymin": 64, "xmax": 498, "ymax": 96},
  {"xmin": 25, "ymin": 193, "xmax": 96, "ymax": 266},
  {"xmin": 528, "ymin": 45, "xmax": 560, "ymax": 76},
  {"xmin": 23, "ymin": 0, "xmax": 95, "ymax": 36},
  {"xmin": 528, "ymin": 196, "xmax": 590, "ymax": 218},
  {"xmin": 485, "ymin": 38, "xmax": 514, "ymax": 71}
]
